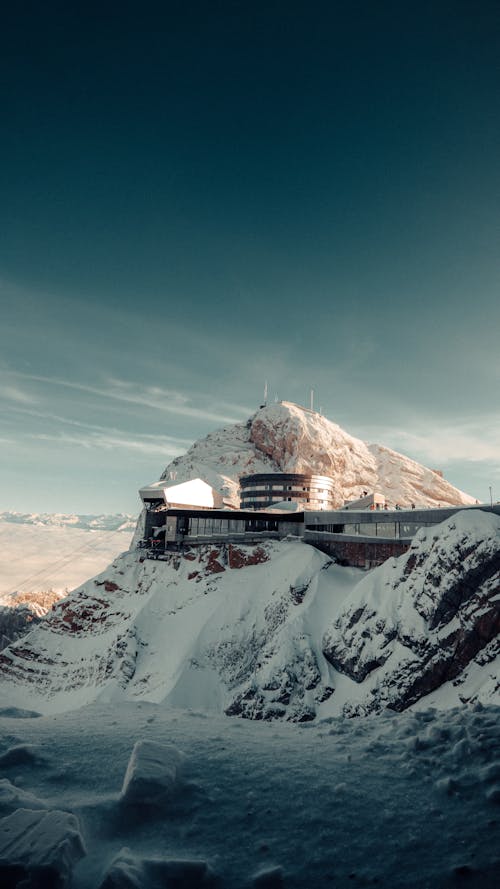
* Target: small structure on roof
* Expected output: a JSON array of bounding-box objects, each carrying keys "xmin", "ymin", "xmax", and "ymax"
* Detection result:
[
  {"xmin": 139, "ymin": 478, "xmax": 224, "ymax": 510},
  {"xmin": 343, "ymin": 492, "xmax": 386, "ymax": 511}
]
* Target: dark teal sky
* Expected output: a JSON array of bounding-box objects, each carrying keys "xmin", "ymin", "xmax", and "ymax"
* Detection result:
[{"xmin": 1, "ymin": 1, "xmax": 499, "ymax": 512}]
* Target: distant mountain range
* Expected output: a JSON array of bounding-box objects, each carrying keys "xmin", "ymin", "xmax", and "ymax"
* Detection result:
[{"xmin": 0, "ymin": 511, "xmax": 136, "ymax": 532}]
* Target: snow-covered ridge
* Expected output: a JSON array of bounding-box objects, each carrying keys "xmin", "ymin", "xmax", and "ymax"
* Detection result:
[
  {"xmin": 0, "ymin": 510, "xmax": 497, "ymax": 717},
  {"xmin": 159, "ymin": 401, "xmax": 475, "ymax": 509},
  {"xmin": 323, "ymin": 510, "xmax": 500, "ymax": 714}
]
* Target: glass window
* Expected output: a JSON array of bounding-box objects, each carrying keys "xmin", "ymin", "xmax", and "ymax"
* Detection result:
[
  {"xmin": 359, "ymin": 522, "xmax": 376, "ymax": 536},
  {"xmin": 376, "ymin": 523, "xmax": 396, "ymax": 538},
  {"xmin": 399, "ymin": 522, "xmax": 424, "ymax": 537},
  {"xmin": 344, "ymin": 523, "xmax": 358, "ymax": 535}
]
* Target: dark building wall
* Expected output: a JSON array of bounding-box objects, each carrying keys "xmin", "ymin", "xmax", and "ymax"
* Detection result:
[{"xmin": 311, "ymin": 537, "xmax": 411, "ymax": 568}]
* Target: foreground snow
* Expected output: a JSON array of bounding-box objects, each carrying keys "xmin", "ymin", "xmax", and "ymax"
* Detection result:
[{"xmin": 0, "ymin": 702, "xmax": 498, "ymax": 888}]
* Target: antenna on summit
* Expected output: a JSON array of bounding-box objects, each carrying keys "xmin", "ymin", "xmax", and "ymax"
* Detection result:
[
  {"xmin": 260, "ymin": 380, "xmax": 268, "ymax": 409},
  {"xmin": 310, "ymin": 388, "xmax": 314, "ymax": 411}
]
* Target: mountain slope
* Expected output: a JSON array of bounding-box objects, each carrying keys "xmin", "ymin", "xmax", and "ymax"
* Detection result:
[
  {"xmin": 0, "ymin": 511, "xmax": 497, "ymax": 717},
  {"xmin": 160, "ymin": 401, "xmax": 475, "ymax": 508},
  {"xmin": 0, "ymin": 541, "xmax": 357, "ymax": 716}
]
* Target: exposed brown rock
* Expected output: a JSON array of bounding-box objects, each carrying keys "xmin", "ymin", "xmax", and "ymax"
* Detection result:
[
  {"xmin": 205, "ymin": 549, "xmax": 225, "ymax": 574},
  {"xmin": 228, "ymin": 545, "xmax": 269, "ymax": 569}
]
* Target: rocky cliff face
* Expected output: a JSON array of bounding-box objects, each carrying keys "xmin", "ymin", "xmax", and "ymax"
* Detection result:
[
  {"xmin": 160, "ymin": 401, "xmax": 474, "ymax": 508},
  {"xmin": 322, "ymin": 510, "xmax": 500, "ymax": 714}
]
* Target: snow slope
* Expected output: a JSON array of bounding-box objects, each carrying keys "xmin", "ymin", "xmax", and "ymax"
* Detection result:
[
  {"xmin": 160, "ymin": 401, "xmax": 475, "ymax": 509},
  {"xmin": 0, "ymin": 702, "xmax": 498, "ymax": 888},
  {"xmin": 0, "ymin": 511, "xmax": 497, "ymax": 718},
  {"xmin": 0, "ymin": 541, "xmax": 359, "ymax": 716}
]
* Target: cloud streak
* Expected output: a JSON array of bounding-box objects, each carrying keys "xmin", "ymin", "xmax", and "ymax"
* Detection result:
[
  {"xmin": 2, "ymin": 404, "xmax": 194, "ymax": 448},
  {"xmin": 28, "ymin": 430, "xmax": 187, "ymax": 458},
  {"xmin": 4, "ymin": 371, "xmax": 251, "ymax": 425},
  {"xmin": 360, "ymin": 417, "xmax": 500, "ymax": 466},
  {"xmin": 0, "ymin": 383, "xmax": 37, "ymax": 405}
]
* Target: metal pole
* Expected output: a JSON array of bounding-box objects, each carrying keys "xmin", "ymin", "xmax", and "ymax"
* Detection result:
[{"xmin": 489, "ymin": 486, "xmax": 493, "ymax": 507}]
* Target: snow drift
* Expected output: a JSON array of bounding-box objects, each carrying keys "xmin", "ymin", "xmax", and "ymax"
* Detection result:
[{"xmin": 0, "ymin": 700, "xmax": 499, "ymax": 888}]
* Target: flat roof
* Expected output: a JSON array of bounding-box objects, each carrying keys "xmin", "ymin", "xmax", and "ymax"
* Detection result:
[{"xmin": 166, "ymin": 508, "xmax": 305, "ymax": 522}]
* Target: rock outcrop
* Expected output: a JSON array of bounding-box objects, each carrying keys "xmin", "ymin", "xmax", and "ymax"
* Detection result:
[{"xmin": 323, "ymin": 510, "xmax": 500, "ymax": 714}]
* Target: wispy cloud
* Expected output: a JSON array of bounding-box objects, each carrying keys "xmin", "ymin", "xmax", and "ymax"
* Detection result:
[
  {"xmin": 5, "ymin": 372, "xmax": 250, "ymax": 424},
  {"xmin": 2, "ymin": 404, "xmax": 194, "ymax": 448},
  {"xmin": 28, "ymin": 430, "xmax": 187, "ymax": 458},
  {"xmin": 359, "ymin": 416, "xmax": 500, "ymax": 465},
  {"xmin": 0, "ymin": 383, "xmax": 37, "ymax": 405}
]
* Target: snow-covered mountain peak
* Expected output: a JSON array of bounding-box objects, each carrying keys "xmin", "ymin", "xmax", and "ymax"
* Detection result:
[{"xmin": 160, "ymin": 400, "xmax": 474, "ymax": 508}]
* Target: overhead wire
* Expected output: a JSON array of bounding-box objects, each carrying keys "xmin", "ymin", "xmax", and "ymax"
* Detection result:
[{"xmin": 0, "ymin": 529, "xmax": 131, "ymax": 598}]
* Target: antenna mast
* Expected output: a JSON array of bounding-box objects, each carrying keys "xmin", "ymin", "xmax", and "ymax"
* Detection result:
[
  {"xmin": 310, "ymin": 388, "xmax": 314, "ymax": 411},
  {"xmin": 260, "ymin": 381, "xmax": 269, "ymax": 409}
]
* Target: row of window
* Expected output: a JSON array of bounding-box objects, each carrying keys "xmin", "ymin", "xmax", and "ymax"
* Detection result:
[
  {"xmin": 241, "ymin": 494, "xmax": 332, "ymax": 503},
  {"xmin": 307, "ymin": 521, "xmax": 430, "ymax": 539},
  {"xmin": 242, "ymin": 486, "xmax": 331, "ymax": 495},
  {"xmin": 184, "ymin": 516, "xmax": 279, "ymax": 537}
]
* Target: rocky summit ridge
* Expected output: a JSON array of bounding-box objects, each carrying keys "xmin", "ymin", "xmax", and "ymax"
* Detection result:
[{"xmin": 161, "ymin": 401, "xmax": 474, "ymax": 508}]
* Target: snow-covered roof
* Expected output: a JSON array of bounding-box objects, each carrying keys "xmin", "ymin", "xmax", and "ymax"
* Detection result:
[{"xmin": 139, "ymin": 478, "xmax": 223, "ymax": 509}]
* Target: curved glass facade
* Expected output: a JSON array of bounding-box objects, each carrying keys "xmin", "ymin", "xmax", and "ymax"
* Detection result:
[{"xmin": 239, "ymin": 472, "xmax": 336, "ymax": 510}]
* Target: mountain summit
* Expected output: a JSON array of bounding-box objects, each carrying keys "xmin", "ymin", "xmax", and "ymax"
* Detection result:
[{"xmin": 160, "ymin": 401, "xmax": 474, "ymax": 509}]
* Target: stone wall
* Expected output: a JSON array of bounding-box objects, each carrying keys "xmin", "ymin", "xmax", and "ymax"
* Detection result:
[{"xmin": 312, "ymin": 538, "xmax": 410, "ymax": 568}]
